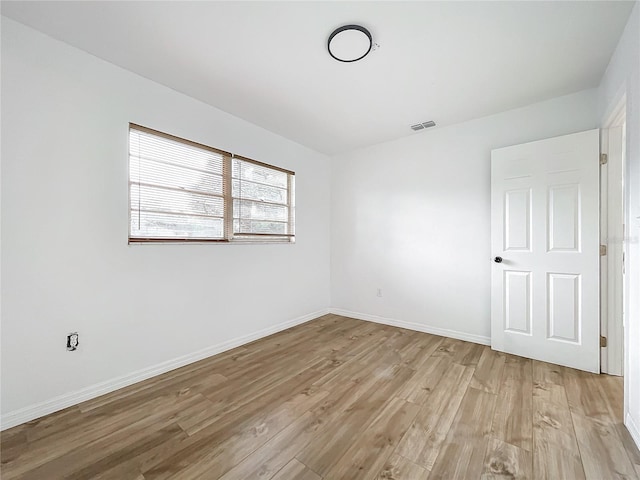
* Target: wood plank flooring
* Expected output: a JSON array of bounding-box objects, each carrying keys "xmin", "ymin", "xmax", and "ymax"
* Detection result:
[{"xmin": 1, "ymin": 314, "xmax": 639, "ymax": 479}]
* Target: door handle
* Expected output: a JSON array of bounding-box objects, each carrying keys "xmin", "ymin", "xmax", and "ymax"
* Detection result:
[{"xmin": 494, "ymin": 256, "xmax": 503, "ymax": 263}]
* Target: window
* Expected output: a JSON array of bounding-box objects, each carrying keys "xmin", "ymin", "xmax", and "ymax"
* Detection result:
[{"xmin": 128, "ymin": 124, "xmax": 295, "ymax": 243}]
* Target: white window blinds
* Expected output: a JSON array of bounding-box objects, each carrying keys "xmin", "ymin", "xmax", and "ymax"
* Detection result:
[
  {"xmin": 128, "ymin": 124, "xmax": 295, "ymax": 243},
  {"xmin": 232, "ymin": 157, "xmax": 295, "ymax": 238}
]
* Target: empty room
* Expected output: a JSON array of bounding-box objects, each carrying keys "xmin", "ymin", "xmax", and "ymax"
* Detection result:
[{"xmin": 1, "ymin": 1, "xmax": 640, "ymax": 479}]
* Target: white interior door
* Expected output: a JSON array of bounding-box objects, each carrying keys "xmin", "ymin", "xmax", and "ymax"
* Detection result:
[{"xmin": 491, "ymin": 129, "xmax": 600, "ymax": 373}]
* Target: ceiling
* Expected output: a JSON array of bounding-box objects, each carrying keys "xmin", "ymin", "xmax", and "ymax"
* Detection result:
[{"xmin": 1, "ymin": 1, "xmax": 635, "ymax": 155}]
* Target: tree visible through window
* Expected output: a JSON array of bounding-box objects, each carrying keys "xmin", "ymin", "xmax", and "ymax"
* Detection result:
[{"xmin": 128, "ymin": 124, "xmax": 295, "ymax": 243}]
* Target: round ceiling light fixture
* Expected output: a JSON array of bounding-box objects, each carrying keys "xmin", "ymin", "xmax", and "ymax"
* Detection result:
[{"xmin": 327, "ymin": 24, "xmax": 373, "ymax": 63}]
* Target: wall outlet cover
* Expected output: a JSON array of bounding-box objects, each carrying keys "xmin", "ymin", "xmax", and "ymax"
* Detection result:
[{"xmin": 67, "ymin": 333, "xmax": 79, "ymax": 351}]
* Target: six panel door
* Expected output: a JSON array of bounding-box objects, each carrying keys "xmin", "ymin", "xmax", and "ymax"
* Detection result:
[{"xmin": 490, "ymin": 129, "xmax": 600, "ymax": 373}]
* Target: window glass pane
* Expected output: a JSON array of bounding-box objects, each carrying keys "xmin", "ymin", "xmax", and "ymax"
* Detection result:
[
  {"xmin": 233, "ymin": 219, "xmax": 288, "ymax": 235},
  {"xmin": 130, "ymin": 130, "xmax": 223, "ymax": 174},
  {"xmin": 232, "ymin": 159, "xmax": 287, "ymax": 188},
  {"xmin": 232, "ymin": 179, "xmax": 288, "ymax": 204},
  {"xmin": 233, "ymin": 199, "xmax": 288, "ymax": 222},
  {"xmin": 129, "ymin": 156, "xmax": 223, "ymax": 195},
  {"xmin": 131, "ymin": 211, "xmax": 224, "ymax": 239},
  {"xmin": 131, "ymin": 184, "xmax": 224, "ymax": 218},
  {"xmin": 129, "ymin": 126, "xmax": 225, "ymax": 240},
  {"xmin": 231, "ymin": 157, "xmax": 293, "ymax": 237}
]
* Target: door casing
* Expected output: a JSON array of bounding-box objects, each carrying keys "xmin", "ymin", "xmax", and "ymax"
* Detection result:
[{"xmin": 600, "ymin": 97, "xmax": 626, "ymax": 376}]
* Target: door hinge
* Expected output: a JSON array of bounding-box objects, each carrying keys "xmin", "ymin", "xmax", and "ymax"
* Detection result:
[
  {"xmin": 600, "ymin": 153, "xmax": 608, "ymax": 165},
  {"xmin": 600, "ymin": 335, "xmax": 608, "ymax": 348},
  {"xmin": 600, "ymin": 245, "xmax": 607, "ymax": 256}
]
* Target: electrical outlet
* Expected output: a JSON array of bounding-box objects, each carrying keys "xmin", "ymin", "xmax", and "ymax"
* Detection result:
[
  {"xmin": 377, "ymin": 288, "xmax": 383, "ymax": 297},
  {"xmin": 67, "ymin": 332, "xmax": 79, "ymax": 351}
]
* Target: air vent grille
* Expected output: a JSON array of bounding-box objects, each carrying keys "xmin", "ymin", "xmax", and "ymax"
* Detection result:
[{"xmin": 411, "ymin": 120, "xmax": 436, "ymax": 131}]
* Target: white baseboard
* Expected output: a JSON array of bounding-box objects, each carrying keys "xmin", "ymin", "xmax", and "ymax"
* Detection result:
[
  {"xmin": 1, "ymin": 309, "xmax": 329, "ymax": 431},
  {"xmin": 329, "ymin": 308, "xmax": 491, "ymax": 346},
  {"xmin": 626, "ymin": 412, "xmax": 640, "ymax": 451}
]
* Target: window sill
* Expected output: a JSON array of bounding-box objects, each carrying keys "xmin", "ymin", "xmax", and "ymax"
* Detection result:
[{"xmin": 128, "ymin": 238, "xmax": 295, "ymax": 245}]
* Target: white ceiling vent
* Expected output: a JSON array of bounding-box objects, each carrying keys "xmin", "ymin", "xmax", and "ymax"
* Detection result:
[{"xmin": 411, "ymin": 121, "xmax": 436, "ymax": 131}]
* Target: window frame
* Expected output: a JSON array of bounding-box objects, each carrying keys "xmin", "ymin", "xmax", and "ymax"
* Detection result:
[{"xmin": 128, "ymin": 123, "xmax": 295, "ymax": 244}]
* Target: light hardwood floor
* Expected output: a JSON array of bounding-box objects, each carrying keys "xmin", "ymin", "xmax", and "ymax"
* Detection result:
[{"xmin": 2, "ymin": 314, "xmax": 639, "ymax": 479}]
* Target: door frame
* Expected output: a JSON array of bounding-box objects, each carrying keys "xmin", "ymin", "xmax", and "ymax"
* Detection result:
[{"xmin": 600, "ymin": 95, "xmax": 626, "ymax": 376}]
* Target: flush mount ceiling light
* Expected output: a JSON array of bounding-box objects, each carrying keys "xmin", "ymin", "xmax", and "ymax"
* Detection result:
[{"xmin": 327, "ymin": 24, "xmax": 373, "ymax": 63}]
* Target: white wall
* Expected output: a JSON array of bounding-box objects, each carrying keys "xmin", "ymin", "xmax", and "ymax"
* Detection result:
[
  {"xmin": 331, "ymin": 90, "xmax": 598, "ymax": 343},
  {"xmin": 598, "ymin": 2, "xmax": 640, "ymax": 449},
  {"xmin": 0, "ymin": 18, "xmax": 331, "ymax": 427}
]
